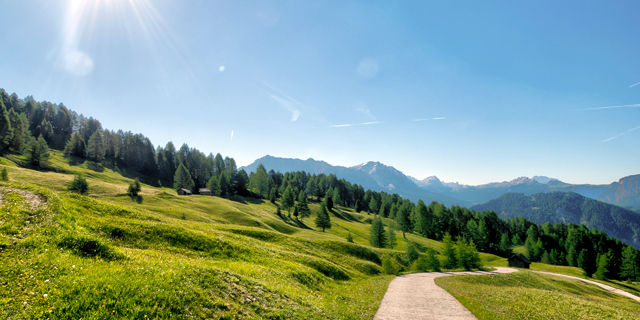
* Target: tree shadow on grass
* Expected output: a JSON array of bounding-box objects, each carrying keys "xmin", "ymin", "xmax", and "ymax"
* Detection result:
[
  {"xmin": 86, "ymin": 161, "xmax": 105, "ymax": 172},
  {"xmin": 276, "ymin": 212, "xmax": 312, "ymax": 230},
  {"xmin": 330, "ymin": 208, "xmax": 360, "ymax": 222}
]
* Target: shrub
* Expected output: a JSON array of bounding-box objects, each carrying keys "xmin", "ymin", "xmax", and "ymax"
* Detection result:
[
  {"xmin": 68, "ymin": 174, "xmax": 89, "ymax": 194},
  {"xmin": 381, "ymin": 256, "xmax": 401, "ymax": 275},
  {"xmin": 127, "ymin": 178, "xmax": 141, "ymax": 197},
  {"xmin": 0, "ymin": 167, "xmax": 7, "ymax": 181},
  {"xmin": 406, "ymin": 241, "xmax": 419, "ymax": 264},
  {"xmin": 346, "ymin": 232, "xmax": 354, "ymax": 243}
]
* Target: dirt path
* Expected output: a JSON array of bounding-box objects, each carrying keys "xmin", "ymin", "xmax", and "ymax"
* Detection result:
[
  {"xmin": 374, "ymin": 267, "xmax": 640, "ymax": 320},
  {"xmin": 373, "ymin": 267, "xmax": 518, "ymax": 320},
  {"xmin": 530, "ymin": 270, "xmax": 640, "ymax": 303}
]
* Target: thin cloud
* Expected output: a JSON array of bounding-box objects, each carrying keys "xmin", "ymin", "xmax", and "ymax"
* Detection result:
[
  {"xmin": 412, "ymin": 117, "xmax": 446, "ymax": 121},
  {"xmin": 261, "ymin": 83, "xmax": 303, "ymax": 121},
  {"xmin": 329, "ymin": 121, "xmax": 382, "ymax": 128},
  {"xmin": 230, "ymin": 130, "xmax": 234, "ymax": 140},
  {"xmin": 356, "ymin": 106, "xmax": 376, "ymax": 121},
  {"xmin": 576, "ymin": 104, "xmax": 640, "ymax": 111},
  {"xmin": 601, "ymin": 125, "xmax": 640, "ymax": 142},
  {"xmin": 630, "ymin": 82, "xmax": 640, "ymax": 88}
]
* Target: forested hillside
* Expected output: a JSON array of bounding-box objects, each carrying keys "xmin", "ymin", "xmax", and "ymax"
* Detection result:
[
  {"xmin": 472, "ymin": 192, "xmax": 640, "ymax": 249},
  {"xmin": 3, "ymin": 87, "xmax": 640, "ymax": 284}
]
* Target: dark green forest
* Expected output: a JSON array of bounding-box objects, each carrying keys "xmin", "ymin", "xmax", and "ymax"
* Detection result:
[{"xmin": 1, "ymin": 87, "xmax": 640, "ymax": 281}]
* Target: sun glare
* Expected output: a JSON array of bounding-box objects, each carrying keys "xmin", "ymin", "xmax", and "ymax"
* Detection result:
[{"xmin": 60, "ymin": 0, "xmax": 178, "ymax": 77}]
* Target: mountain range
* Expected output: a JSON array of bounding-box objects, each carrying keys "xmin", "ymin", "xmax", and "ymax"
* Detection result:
[{"xmin": 242, "ymin": 155, "xmax": 640, "ymax": 212}]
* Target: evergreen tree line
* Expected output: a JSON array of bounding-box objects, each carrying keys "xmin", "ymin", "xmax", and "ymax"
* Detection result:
[{"xmin": 2, "ymin": 88, "xmax": 639, "ymax": 280}]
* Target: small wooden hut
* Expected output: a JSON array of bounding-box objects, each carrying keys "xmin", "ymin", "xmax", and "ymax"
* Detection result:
[
  {"xmin": 199, "ymin": 188, "xmax": 211, "ymax": 195},
  {"xmin": 178, "ymin": 188, "xmax": 192, "ymax": 195},
  {"xmin": 508, "ymin": 253, "xmax": 531, "ymax": 269}
]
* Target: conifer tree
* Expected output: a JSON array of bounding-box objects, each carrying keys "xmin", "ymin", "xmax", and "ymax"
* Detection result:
[
  {"xmin": 406, "ymin": 241, "xmax": 419, "ymax": 264},
  {"xmin": 620, "ymin": 245, "xmax": 640, "ymax": 280},
  {"xmin": 426, "ymin": 248, "xmax": 441, "ymax": 272},
  {"xmin": 23, "ymin": 135, "xmax": 49, "ymax": 168},
  {"xmin": 395, "ymin": 202, "xmax": 412, "ymax": 238},
  {"xmin": 441, "ymin": 233, "xmax": 457, "ymax": 269},
  {"xmin": 315, "ymin": 203, "xmax": 331, "ymax": 232},
  {"xmin": 324, "ymin": 187, "xmax": 334, "ymax": 211},
  {"xmin": 332, "ymin": 188, "xmax": 341, "ymax": 206},
  {"xmin": 296, "ymin": 190, "xmax": 311, "ymax": 220},
  {"xmin": 173, "ymin": 163, "xmax": 194, "ymax": 193},
  {"xmin": 595, "ymin": 252, "xmax": 611, "ymax": 280},
  {"xmin": 1, "ymin": 167, "xmax": 8, "ymax": 182},
  {"xmin": 281, "ymin": 185, "xmax": 296, "ymax": 214},
  {"xmin": 578, "ymin": 248, "xmax": 596, "ymax": 277},
  {"xmin": 369, "ymin": 215, "xmax": 387, "ymax": 248},
  {"xmin": 127, "ymin": 178, "xmax": 142, "ymax": 197},
  {"xmin": 386, "ymin": 225, "xmax": 397, "ymax": 249},
  {"xmin": 206, "ymin": 175, "xmax": 221, "ymax": 196},
  {"xmin": 346, "ymin": 231, "xmax": 354, "ymax": 243},
  {"xmin": 86, "ymin": 130, "xmax": 105, "ymax": 162},
  {"xmin": 0, "ymin": 100, "xmax": 12, "ymax": 152}
]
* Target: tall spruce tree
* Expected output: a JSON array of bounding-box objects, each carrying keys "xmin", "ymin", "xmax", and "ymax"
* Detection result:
[
  {"xmin": 173, "ymin": 163, "xmax": 194, "ymax": 193},
  {"xmin": 23, "ymin": 135, "xmax": 49, "ymax": 168},
  {"xmin": 281, "ymin": 185, "xmax": 296, "ymax": 214},
  {"xmin": 0, "ymin": 100, "xmax": 12, "ymax": 152},
  {"xmin": 206, "ymin": 175, "xmax": 221, "ymax": 196},
  {"xmin": 442, "ymin": 233, "xmax": 457, "ymax": 269},
  {"xmin": 395, "ymin": 202, "xmax": 412, "ymax": 238},
  {"xmin": 369, "ymin": 215, "xmax": 387, "ymax": 248},
  {"xmin": 315, "ymin": 203, "xmax": 331, "ymax": 232},
  {"xmin": 86, "ymin": 130, "xmax": 106, "ymax": 162},
  {"xmin": 620, "ymin": 245, "xmax": 640, "ymax": 280},
  {"xmin": 296, "ymin": 190, "xmax": 311, "ymax": 219}
]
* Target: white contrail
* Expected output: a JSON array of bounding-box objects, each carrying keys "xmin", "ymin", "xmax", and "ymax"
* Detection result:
[
  {"xmin": 630, "ymin": 81, "xmax": 640, "ymax": 88},
  {"xmin": 577, "ymin": 104, "xmax": 640, "ymax": 111},
  {"xmin": 601, "ymin": 125, "xmax": 640, "ymax": 142},
  {"xmin": 231, "ymin": 131, "xmax": 234, "ymax": 140}
]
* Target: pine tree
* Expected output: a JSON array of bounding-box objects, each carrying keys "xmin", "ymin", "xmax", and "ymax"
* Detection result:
[
  {"xmin": 269, "ymin": 187, "xmax": 277, "ymax": 203},
  {"xmin": 541, "ymin": 250, "xmax": 551, "ymax": 264},
  {"xmin": 620, "ymin": 245, "xmax": 640, "ymax": 280},
  {"xmin": 63, "ymin": 133, "xmax": 86, "ymax": 158},
  {"xmin": 86, "ymin": 130, "xmax": 105, "ymax": 162},
  {"xmin": 442, "ymin": 233, "xmax": 457, "ymax": 269},
  {"xmin": 296, "ymin": 190, "xmax": 311, "ymax": 220},
  {"xmin": 1, "ymin": 167, "xmax": 8, "ymax": 181},
  {"xmin": 68, "ymin": 174, "xmax": 89, "ymax": 194},
  {"xmin": 369, "ymin": 216, "xmax": 387, "ymax": 248},
  {"xmin": 0, "ymin": 100, "xmax": 12, "ymax": 152},
  {"xmin": 595, "ymin": 253, "xmax": 611, "ymax": 280},
  {"xmin": 23, "ymin": 135, "xmax": 49, "ymax": 168},
  {"xmin": 406, "ymin": 241, "xmax": 419, "ymax": 264},
  {"xmin": 578, "ymin": 248, "xmax": 596, "ymax": 277},
  {"xmin": 218, "ymin": 172, "xmax": 230, "ymax": 196},
  {"xmin": 369, "ymin": 215, "xmax": 387, "ymax": 248},
  {"xmin": 426, "ymin": 248, "xmax": 441, "ymax": 272},
  {"xmin": 386, "ymin": 225, "xmax": 397, "ymax": 249},
  {"xmin": 395, "ymin": 202, "xmax": 412, "ymax": 238},
  {"xmin": 324, "ymin": 188, "xmax": 334, "ymax": 211},
  {"xmin": 173, "ymin": 163, "xmax": 194, "ymax": 193},
  {"xmin": 315, "ymin": 203, "xmax": 331, "ymax": 232},
  {"xmin": 127, "ymin": 178, "xmax": 142, "ymax": 197},
  {"xmin": 332, "ymin": 188, "xmax": 341, "ymax": 206},
  {"xmin": 206, "ymin": 175, "xmax": 221, "ymax": 196},
  {"xmin": 499, "ymin": 233, "xmax": 511, "ymax": 255},
  {"xmin": 281, "ymin": 185, "xmax": 296, "ymax": 214},
  {"xmin": 346, "ymin": 231, "xmax": 354, "ymax": 243}
]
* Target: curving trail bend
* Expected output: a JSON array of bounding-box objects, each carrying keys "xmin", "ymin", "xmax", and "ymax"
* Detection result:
[
  {"xmin": 373, "ymin": 267, "xmax": 640, "ymax": 320},
  {"xmin": 373, "ymin": 267, "xmax": 518, "ymax": 320}
]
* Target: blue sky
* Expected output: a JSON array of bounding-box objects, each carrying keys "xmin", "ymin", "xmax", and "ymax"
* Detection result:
[{"xmin": 1, "ymin": 0, "xmax": 639, "ymax": 185}]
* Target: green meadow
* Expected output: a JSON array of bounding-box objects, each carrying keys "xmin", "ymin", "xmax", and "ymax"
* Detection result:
[{"xmin": 3, "ymin": 151, "xmax": 640, "ymax": 319}]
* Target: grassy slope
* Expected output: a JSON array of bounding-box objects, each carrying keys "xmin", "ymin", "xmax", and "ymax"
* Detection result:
[
  {"xmin": 436, "ymin": 271, "xmax": 640, "ymax": 319},
  {"xmin": 5, "ymin": 152, "xmax": 638, "ymax": 318},
  {"xmin": 2, "ymin": 152, "xmax": 467, "ymax": 319}
]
